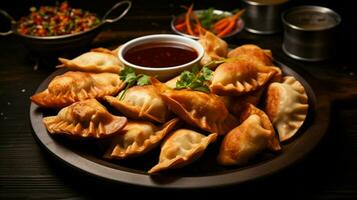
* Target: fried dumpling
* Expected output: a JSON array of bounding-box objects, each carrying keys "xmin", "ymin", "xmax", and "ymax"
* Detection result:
[
  {"xmin": 152, "ymin": 78, "xmax": 239, "ymax": 135},
  {"xmin": 149, "ymin": 129, "xmax": 217, "ymax": 173},
  {"xmin": 227, "ymin": 44, "xmax": 283, "ymax": 82},
  {"xmin": 210, "ymin": 59, "xmax": 278, "ymax": 96},
  {"xmin": 43, "ymin": 99, "xmax": 127, "ymax": 138},
  {"xmin": 31, "ymin": 71, "xmax": 125, "ymax": 108},
  {"xmin": 264, "ymin": 76, "xmax": 308, "ymax": 142},
  {"xmin": 57, "ymin": 51, "xmax": 123, "ymax": 73},
  {"xmin": 104, "ymin": 118, "xmax": 179, "ymax": 159},
  {"xmin": 219, "ymin": 88, "xmax": 264, "ymax": 116},
  {"xmin": 198, "ymin": 29, "xmax": 228, "ymax": 67},
  {"xmin": 240, "ymin": 104, "xmax": 281, "ymax": 152},
  {"xmin": 104, "ymin": 85, "xmax": 170, "ymax": 123},
  {"xmin": 269, "ymin": 66, "xmax": 283, "ymax": 83},
  {"xmin": 228, "ymin": 44, "xmax": 273, "ymax": 66},
  {"xmin": 90, "ymin": 45, "xmax": 121, "ymax": 56},
  {"xmin": 217, "ymin": 114, "xmax": 274, "ymax": 166}
]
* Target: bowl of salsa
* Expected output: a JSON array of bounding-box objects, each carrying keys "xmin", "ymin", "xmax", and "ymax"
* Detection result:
[
  {"xmin": 0, "ymin": 1, "xmax": 131, "ymax": 54},
  {"xmin": 118, "ymin": 34, "xmax": 204, "ymax": 81}
]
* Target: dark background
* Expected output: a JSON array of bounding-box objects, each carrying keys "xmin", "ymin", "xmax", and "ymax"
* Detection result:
[
  {"xmin": 1, "ymin": 0, "xmax": 355, "ymax": 61},
  {"xmin": 1, "ymin": 0, "xmax": 357, "ymax": 198}
]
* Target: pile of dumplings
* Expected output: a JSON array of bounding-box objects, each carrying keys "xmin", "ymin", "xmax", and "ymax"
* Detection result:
[{"xmin": 31, "ymin": 32, "xmax": 309, "ymax": 174}]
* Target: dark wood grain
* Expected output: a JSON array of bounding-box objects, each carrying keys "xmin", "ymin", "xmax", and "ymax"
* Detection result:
[{"xmin": 1, "ymin": 0, "xmax": 357, "ymax": 198}]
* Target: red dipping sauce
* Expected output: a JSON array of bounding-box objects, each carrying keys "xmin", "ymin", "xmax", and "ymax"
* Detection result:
[{"xmin": 123, "ymin": 42, "xmax": 198, "ymax": 68}]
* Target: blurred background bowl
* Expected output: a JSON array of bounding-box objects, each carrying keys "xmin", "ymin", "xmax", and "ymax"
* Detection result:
[
  {"xmin": 0, "ymin": 1, "xmax": 131, "ymax": 56},
  {"xmin": 171, "ymin": 9, "xmax": 244, "ymax": 40}
]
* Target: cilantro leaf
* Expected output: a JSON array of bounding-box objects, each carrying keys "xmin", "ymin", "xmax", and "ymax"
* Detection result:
[
  {"xmin": 119, "ymin": 67, "xmax": 138, "ymax": 84},
  {"xmin": 202, "ymin": 66, "xmax": 213, "ymax": 80},
  {"xmin": 118, "ymin": 67, "xmax": 151, "ymax": 100},
  {"xmin": 123, "ymin": 73, "xmax": 137, "ymax": 83},
  {"xmin": 137, "ymin": 74, "xmax": 151, "ymax": 86},
  {"xmin": 187, "ymin": 79, "xmax": 203, "ymax": 89},
  {"xmin": 119, "ymin": 67, "xmax": 135, "ymax": 80},
  {"xmin": 176, "ymin": 70, "xmax": 195, "ymax": 89},
  {"xmin": 175, "ymin": 65, "xmax": 213, "ymax": 93}
]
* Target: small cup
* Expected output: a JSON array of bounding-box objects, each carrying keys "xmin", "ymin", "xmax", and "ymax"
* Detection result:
[
  {"xmin": 242, "ymin": 0, "xmax": 289, "ymax": 34},
  {"xmin": 118, "ymin": 34, "xmax": 204, "ymax": 81},
  {"xmin": 282, "ymin": 6, "xmax": 341, "ymax": 61}
]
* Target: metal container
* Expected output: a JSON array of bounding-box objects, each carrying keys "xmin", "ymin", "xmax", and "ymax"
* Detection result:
[
  {"xmin": 282, "ymin": 6, "xmax": 341, "ymax": 61},
  {"xmin": 242, "ymin": 0, "xmax": 289, "ymax": 34}
]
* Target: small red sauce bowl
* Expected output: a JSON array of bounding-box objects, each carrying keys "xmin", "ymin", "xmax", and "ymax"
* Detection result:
[{"xmin": 118, "ymin": 34, "xmax": 204, "ymax": 81}]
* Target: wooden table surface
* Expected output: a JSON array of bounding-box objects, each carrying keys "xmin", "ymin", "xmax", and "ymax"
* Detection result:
[{"xmin": 1, "ymin": 0, "xmax": 357, "ymax": 198}]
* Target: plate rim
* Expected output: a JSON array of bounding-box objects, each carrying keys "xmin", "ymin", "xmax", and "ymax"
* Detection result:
[{"xmin": 29, "ymin": 62, "xmax": 330, "ymax": 188}]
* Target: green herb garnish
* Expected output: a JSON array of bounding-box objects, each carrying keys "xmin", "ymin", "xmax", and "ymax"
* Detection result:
[
  {"xmin": 137, "ymin": 74, "xmax": 151, "ymax": 86},
  {"xmin": 175, "ymin": 65, "xmax": 213, "ymax": 93},
  {"xmin": 118, "ymin": 67, "xmax": 151, "ymax": 100},
  {"xmin": 174, "ymin": 57, "xmax": 241, "ymax": 93}
]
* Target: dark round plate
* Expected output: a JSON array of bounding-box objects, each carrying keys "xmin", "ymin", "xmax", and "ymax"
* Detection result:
[{"xmin": 30, "ymin": 62, "xmax": 330, "ymax": 189}]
